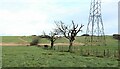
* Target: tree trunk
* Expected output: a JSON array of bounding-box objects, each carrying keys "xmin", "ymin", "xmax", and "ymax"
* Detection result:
[
  {"xmin": 51, "ymin": 40, "xmax": 54, "ymax": 49},
  {"xmin": 117, "ymin": 40, "xmax": 120, "ymax": 62},
  {"xmin": 68, "ymin": 40, "xmax": 73, "ymax": 52}
]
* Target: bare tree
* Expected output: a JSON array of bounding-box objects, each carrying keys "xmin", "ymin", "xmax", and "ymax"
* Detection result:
[
  {"xmin": 43, "ymin": 30, "xmax": 59, "ymax": 49},
  {"xmin": 55, "ymin": 20, "xmax": 84, "ymax": 52}
]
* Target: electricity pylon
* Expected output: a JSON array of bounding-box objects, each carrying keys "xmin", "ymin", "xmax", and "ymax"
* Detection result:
[{"xmin": 85, "ymin": 0, "xmax": 106, "ymax": 46}]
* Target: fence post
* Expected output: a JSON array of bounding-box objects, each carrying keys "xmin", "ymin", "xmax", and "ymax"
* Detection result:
[
  {"xmin": 95, "ymin": 49, "xmax": 98, "ymax": 57},
  {"xmin": 62, "ymin": 46, "xmax": 63, "ymax": 52},
  {"xmin": 107, "ymin": 49, "xmax": 109, "ymax": 57},
  {"xmin": 58, "ymin": 46, "xmax": 60, "ymax": 51},
  {"xmin": 53, "ymin": 46, "xmax": 55, "ymax": 50},
  {"xmin": 80, "ymin": 48, "xmax": 83, "ymax": 56},
  {"xmin": 114, "ymin": 50, "xmax": 116, "ymax": 58},
  {"xmin": 91, "ymin": 50, "xmax": 93, "ymax": 56},
  {"xmin": 72, "ymin": 46, "xmax": 74, "ymax": 52},
  {"xmin": 103, "ymin": 50, "xmax": 106, "ymax": 57},
  {"xmin": 92, "ymin": 50, "xmax": 95, "ymax": 56},
  {"xmin": 86, "ymin": 49, "xmax": 87, "ymax": 55},
  {"xmin": 119, "ymin": 49, "xmax": 120, "ymax": 60},
  {"xmin": 87, "ymin": 49, "xmax": 90, "ymax": 56}
]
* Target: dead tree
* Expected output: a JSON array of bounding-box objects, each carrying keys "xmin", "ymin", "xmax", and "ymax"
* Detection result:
[
  {"xmin": 55, "ymin": 20, "xmax": 84, "ymax": 52},
  {"xmin": 43, "ymin": 31, "xmax": 59, "ymax": 49}
]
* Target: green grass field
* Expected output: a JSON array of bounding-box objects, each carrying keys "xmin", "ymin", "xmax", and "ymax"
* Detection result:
[
  {"xmin": 1, "ymin": 36, "xmax": 119, "ymax": 67},
  {"xmin": 2, "ymin": 46, "xmax": 118, "ymax": 67},
  {"xmin": 2, "ymin": 36, "xmax": 25, "ymax": 43}
]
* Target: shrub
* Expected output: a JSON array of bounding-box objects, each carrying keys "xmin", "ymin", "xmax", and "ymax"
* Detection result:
[
  {"xmin": 31, "ymin": 35, "xmax": 37, "ymax": 36},
  {"xmin": 113, "ymin": 34, "xmax": 120, "ymax": 40},
  {"xmin": 30, "ymin": 37, "xmax": 39, "ymax": 46},
  {"xmin": 81, "ymin": 34, "xmax": 90, "ymax": 36}
]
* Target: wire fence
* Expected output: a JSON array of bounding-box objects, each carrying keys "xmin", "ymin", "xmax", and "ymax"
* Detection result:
[{"xmin": 52, "ymin": 45, "xmax": 119, "ymax": 59}]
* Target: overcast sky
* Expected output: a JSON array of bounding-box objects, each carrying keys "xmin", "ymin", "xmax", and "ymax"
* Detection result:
[{"xmin": 0, "ymin": 0, "xmax": 119, "ymax": 36}]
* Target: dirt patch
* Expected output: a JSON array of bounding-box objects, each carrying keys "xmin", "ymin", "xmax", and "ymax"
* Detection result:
[
  {"xmin": 0, "ymin": 43, "xmax": 85, "ymax": 46},
  {"xmin": 0, "ymin": 43, "xmax": 29, "ymax": 46},
  {"xmin": 54, "ymin": 43, "xmax": 85, "ymax": 46}
]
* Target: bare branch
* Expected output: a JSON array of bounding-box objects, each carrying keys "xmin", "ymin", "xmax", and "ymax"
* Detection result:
[
  {"xmin": 76, "ymin": 24, "xmax": 84, "ymax": 34},
  {"xmin": 75, "ymin": 24, "xmax": 78, "ymax": 29}
]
